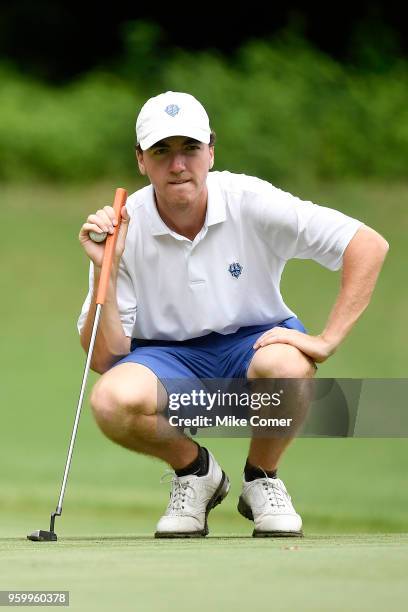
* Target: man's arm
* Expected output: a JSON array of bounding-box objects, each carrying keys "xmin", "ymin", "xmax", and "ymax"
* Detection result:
[
  {"xmin": 78, "ymin": 204, "xmax": 132, "ymax": 374},
  {"xmin": 80, "ymin": 265, "xmax": 132, "ymax": 374},
  {"xmin": 253, "ymin": 225, "xmax": 389, "ymax": 362}
]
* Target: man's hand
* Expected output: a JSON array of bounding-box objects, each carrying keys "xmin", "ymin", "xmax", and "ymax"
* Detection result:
[
  {"xmin": 79, "ymin": 205, "xmax": 130, "ymax": 269},
  {"xmin": 253, "ymin": 327, "xmax": 336, "ymax": 363}
]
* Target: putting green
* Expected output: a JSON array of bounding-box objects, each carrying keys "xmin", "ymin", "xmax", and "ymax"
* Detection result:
[{"xmin": 1, "ymin": 534, "xmax": 407, "ymax": 611}]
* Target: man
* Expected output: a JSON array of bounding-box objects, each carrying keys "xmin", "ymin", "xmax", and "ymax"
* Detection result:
[{"xmin": 77, "ymin": 91, "xmax": 389, "ymax": 538}]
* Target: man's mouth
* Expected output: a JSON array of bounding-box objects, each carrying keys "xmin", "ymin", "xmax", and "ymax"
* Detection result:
[{"xmin": 168, "ymin": 179, "xmax": 191, "ymax": 184}]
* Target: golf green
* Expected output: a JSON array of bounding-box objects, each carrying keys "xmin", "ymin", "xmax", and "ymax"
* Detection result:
[{"xmin": 2, "ymin": 534, "xmax": 407, "ymax": 611}]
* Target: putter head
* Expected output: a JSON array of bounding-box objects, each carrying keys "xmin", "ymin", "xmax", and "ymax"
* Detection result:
[{"xmin": 27, "ymin": 530, "xmax": 57, "ymax": 542}]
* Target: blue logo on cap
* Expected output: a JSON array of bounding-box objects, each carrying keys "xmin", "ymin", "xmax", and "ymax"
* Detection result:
[
  {"xmin": 165, "ymin": 104, "xmax": 180, "ymax": 117},
  {"xmin": 228, "ymin": 262, "xmax": 243, "ymax": 278}
]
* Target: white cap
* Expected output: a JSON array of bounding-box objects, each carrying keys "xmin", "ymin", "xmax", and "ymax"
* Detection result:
[{"xmin": 136, "ymin": 91, "xmax": 211, "ymax": 151}]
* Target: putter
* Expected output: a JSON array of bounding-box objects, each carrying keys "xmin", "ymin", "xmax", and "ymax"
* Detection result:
[{"xmin": 27, "ymin": 187, "xmax": 127, "ymax": 542}]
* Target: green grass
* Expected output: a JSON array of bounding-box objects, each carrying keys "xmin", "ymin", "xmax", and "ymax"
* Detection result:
[
  {"xmin": 1, "ymin": 180, "xmax": 407, "ymax": 611},
  {"xmin": 1, "ymin": 535, "xmax": 408, "ymax": 612}
]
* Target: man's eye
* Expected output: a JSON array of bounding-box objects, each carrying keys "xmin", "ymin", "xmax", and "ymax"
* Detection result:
[{"xmin": 154, "ymin": 148, "xmax": 168, "ymax": 155}]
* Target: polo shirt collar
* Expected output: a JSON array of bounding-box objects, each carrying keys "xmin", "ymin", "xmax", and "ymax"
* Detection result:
[{"xmin": 146, "ymin": 173, "xmax": 226, "ymax": 236}]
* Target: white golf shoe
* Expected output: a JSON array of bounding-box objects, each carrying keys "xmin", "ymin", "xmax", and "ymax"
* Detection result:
[
  {"xmin": 238, "ymin": 475, "xmax": 303, "ymax": 537},
  {"xmin": 155, "ymin": 450, "xmax": 230, "ymax": 538}
]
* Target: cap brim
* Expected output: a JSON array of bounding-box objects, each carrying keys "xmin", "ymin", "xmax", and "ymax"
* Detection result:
[{"xmin": 139, "ymin": 125, "xmax": 211, "ymax": 151}]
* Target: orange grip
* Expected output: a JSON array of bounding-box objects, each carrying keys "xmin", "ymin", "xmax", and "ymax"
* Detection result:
[{"xmin": 96, "ymin": 187, "xmax": 127, "ymax": 305}]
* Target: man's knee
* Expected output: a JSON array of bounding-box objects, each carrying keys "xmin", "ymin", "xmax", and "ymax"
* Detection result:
[
  {"xmin": 248, "ymin": 344, "xmax": 316, "ymax": 379},
  {"xmin": 89, "ymin": 371, "xmax": 158, "ymax": 428}
]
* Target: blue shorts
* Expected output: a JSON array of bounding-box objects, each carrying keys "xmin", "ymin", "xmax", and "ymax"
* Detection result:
[{"xmin": 112, "ymin": 317, "xmax": 306, "ymax": 386}]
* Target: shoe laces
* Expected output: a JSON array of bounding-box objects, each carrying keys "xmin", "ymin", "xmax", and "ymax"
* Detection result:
[
  {"xmin": 257, "ymin": 469, "xmax": 287, "ymax": 508},
  {"xmin": 160, "ymin": 470, "xmax": 197, "ymax": 512}
]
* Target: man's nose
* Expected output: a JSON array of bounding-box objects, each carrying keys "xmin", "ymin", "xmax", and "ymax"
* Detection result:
[{"xmin": 169, "ymin": 152, "xmax": 186, "ymax": 173}]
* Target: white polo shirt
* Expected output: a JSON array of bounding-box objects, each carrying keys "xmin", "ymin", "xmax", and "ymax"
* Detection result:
[{"xmin": 77, "ymin": 171, "xmax": 363, "ymax": 341}]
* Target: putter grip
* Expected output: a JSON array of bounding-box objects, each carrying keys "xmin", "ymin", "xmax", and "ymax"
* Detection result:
[{"xmin": 96, "ymin": 187, "xmax": 127, "ymax": 305}]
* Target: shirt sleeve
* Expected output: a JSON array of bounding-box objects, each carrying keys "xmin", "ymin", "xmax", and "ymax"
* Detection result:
[
  {"xmin": 76, "ymin": 258, "xmax": 137, "ymax": 337},
  {"xmin": 256, "ymin": 184, "xmax": 364, "ymax": 271}
]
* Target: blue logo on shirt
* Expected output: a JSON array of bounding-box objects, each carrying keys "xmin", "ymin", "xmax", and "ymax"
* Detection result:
[
  {"xmin": 228, "ymin": 262, "xmax": 243, "ymax": 278},
  {"xmin": 165, "ymin": 104, "xmax": 180, "ymax": 117}
]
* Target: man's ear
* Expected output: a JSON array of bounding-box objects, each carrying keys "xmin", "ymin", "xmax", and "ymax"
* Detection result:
[
  {"xmin": 209, "ymin": 147, "xmax": 215, "ymax": 169},
  {"xmin": 136, "ymin": 150, "xmax": 146, "ymax": 175}
]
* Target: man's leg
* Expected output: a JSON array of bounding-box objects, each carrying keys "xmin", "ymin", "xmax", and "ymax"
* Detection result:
[
  {"xmin": 238, "ymin": 343, "xmax": 316, "ymax": 537},
  {"xmin": 89, "ymin": 362, "xmax": 229, "ymax": 537},
  {"xmin": 246, "ymin": 343, "xmax": 316, "ymax": 468},
  {"xmin": 90, "ymin": 362, "xmax": 198, "ymax": 469}
]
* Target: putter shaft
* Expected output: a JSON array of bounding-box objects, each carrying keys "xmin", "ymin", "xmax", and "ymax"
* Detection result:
[
  {"xmin": 56, "ymin": 303, "xmax": 103, "ymax": 513},
  {"xmin": 29, "ymin": 304, "xmax": 102, "ymax": 541}
]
